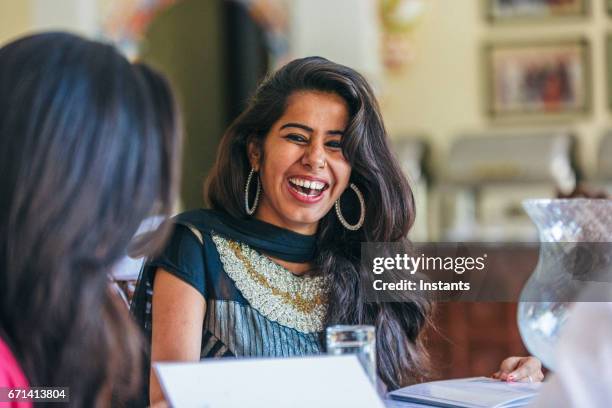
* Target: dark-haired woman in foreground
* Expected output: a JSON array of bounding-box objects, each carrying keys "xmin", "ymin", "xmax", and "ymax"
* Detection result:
[
  {"xmin": 132, "ymin": 56, "xmax": 543, "ymax": 405},
  {"xmin": 0, "ymin": 32, "xmax": 181, "ymax": 406}
]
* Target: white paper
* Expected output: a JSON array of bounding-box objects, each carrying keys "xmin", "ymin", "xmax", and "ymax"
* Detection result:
[{"xmin": 155, "ymin": 354, "xmax": 385, "ymax": 408}]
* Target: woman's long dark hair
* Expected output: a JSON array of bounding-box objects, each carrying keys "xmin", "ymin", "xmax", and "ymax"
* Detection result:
[
  {"xmin": 0, "ymin": 33, "xmax": 181, "ymax": 405},
  {"xmin": 206, "ymin": 56, "xmax": 432, "ymax": 389}
]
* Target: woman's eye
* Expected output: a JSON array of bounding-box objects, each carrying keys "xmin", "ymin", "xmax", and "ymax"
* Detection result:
[
  {"xmin": 284, "ymin": 134, "xmax": 307, "ymax": 143},
  {"xmin": 326, "ymin": 140, "xmax": 342, "ymax": 149}
]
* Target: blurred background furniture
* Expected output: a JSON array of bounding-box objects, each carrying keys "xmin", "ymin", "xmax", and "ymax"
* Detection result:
[
  {"xmin": 426, "ymin": 302, "xmax": 530, "ymax": 380},
  {"xmin": 393, "ymin": 137, "xmax": 430, "ymax": 241},
  {"xmin": 596, "ymin": 131, "xmax": 612, "ymax": 195},
  {"xmin": 111, "ymin": 216, "xmax": 167, "ymax": 305},
  {"xmin": 423, "ymin": 241, "xmax": 539, "ymax": 379},
  {"xmin": 438, "ymin": 131, "xmax": 577, "ymax": 242}
]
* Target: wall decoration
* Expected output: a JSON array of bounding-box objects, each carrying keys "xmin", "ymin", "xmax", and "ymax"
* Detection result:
[
  {"xmin": 100, "ymin": 0, "xmax": 178, "ymax": 58},
  {"xmin": 380, "ymin": 0, "xmax": 427, "ymax": 71},
  {"xmin": 484, "ymin": 38, "xmax": 590, "ymax": 119},
  {"xmin": 101, "ymin": 0, "xmax": 289, "ymax": 66},
  {"xmin": 488, "ymin": 0, "xmax": 588, "ymax": 21}
]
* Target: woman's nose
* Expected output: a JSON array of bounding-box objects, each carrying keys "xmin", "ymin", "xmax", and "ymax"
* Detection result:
[{"xmin": 302, "ymin": 143, "xmax": 326, "ymax": 170}]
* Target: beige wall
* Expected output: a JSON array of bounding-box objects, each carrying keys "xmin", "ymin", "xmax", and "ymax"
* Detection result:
[
  {"xmin": 0, "ymin": 0, "xmax": 104, "ymax": 47},
  {"xmin": 3, "ymin": 0, "xmax": 609, "ymax": 179},
  {"xmin": 380, "ymin": 0, "xmax": 611, "ymax": 178},
  {"xmin": 0, "ymin": 1, "xmax": 32, "ymax": 45}
]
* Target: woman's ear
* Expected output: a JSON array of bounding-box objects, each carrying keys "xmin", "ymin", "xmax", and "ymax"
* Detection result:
[{"xmin": 247, "ymin": 137, "xmax": 262, "ymax": 171}]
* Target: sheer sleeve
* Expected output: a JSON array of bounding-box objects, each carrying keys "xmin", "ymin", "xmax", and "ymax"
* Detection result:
[{"xmin": 146, "ymin": 223, "xmax": 207, "ymax": 298}]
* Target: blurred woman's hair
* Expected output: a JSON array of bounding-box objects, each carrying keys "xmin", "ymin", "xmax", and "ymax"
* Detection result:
[
  {"xmin": 0, "ymin": 32, "xmax": 181, "ymax": 405},
  {"xmin": 206, "ymin": 56, "xmax": 431, "ymax": 389}
]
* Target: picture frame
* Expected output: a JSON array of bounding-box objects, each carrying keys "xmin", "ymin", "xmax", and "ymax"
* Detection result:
[
  {"xmin": 487, "ymin": 0, "xmax": 588, "ymax": 22},
  {"xmin": 484, "ymin": 38, "xmax": 591, "ymax": 120}
]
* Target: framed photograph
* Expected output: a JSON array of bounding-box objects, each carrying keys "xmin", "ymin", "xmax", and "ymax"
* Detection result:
[
  {"xmin": 484, "ymin": 39, "xmax": 590, "ymax": 119},
  {"xmin": 487, "ymin": 0, "xmax": 588, "ymax": 21}
]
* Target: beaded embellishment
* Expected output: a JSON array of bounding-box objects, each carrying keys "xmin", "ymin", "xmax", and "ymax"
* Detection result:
[{"xmin": 211, "ymin": 234, "xmax": 327, "ymax": 333}]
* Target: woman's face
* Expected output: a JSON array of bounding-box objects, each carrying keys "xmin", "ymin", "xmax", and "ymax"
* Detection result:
[{"xmin": 248, "ymin": 91, "xmax": 352, "ymax": 235}]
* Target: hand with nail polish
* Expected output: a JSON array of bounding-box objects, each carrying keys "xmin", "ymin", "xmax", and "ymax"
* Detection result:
[{"xmin": 491, "ymin": 356, "xmax": 544, "ymax": 382}]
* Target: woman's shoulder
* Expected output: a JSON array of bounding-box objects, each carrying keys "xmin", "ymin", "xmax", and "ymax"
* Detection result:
[
  {"xmin": 139, "ymin": 209, "xmax": 246, "ymax": 302},
  {"xmin": 173, "ymin": 208, "xmax": 229, "ymax": 237}
]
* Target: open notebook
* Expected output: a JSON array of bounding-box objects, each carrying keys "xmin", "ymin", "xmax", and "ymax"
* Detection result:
[{"xmin": 389, "ymin": 377, "xmax": 541, "ymax": 408}]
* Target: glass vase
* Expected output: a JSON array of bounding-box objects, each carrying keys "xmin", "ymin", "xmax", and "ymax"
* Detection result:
[{"xmin": 518, "ymin": 198, "xmax": 612, "ymax": 370}]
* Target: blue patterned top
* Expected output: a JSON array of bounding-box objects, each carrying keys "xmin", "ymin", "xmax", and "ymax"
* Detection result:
[{"xmin": 131, "ymin": 209, "xmax": 326, "ymax": 403}]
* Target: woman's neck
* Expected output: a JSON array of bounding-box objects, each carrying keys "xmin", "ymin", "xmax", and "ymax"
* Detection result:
[
  {"xmin": 253, "ymin": 207, "xmax": 318, "ymax": 236},
  {"xmin": 252, "ymin": 212, "xmax": 315, "ymax": 275}
]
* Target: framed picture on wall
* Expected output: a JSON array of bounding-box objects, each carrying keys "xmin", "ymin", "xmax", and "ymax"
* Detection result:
[
  {"xmin": 484, "ymin": 38, "xmax": 590, "ymax": 119},
  {"xmin": 487, "ymin": 0, "xmax": 588, "ymax": 21}
]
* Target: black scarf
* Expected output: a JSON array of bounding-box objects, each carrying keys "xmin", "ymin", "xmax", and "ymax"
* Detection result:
[{"xmin": 174, "ymin": 209, "xmax": 317, "ymax": 263}]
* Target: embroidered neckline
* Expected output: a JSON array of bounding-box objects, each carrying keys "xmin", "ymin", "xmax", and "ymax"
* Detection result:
[{"xmin": 211, "ymin": 234, "xmax": 327, "ymax": 333}]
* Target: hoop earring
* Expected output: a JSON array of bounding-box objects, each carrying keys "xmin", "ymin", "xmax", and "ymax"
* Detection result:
[
  {"xmin": 335, "ymin": 183, "xmax": 365, "ymax": 231},
  {"xmin": 245, "ymin": 168, "xmax": 261, "ymax": 215}
]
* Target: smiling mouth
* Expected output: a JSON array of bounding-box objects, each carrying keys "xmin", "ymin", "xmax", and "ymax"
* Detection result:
[{"xmin": 288, "ymin": 177, "xmax": 329, "ymax": 198}]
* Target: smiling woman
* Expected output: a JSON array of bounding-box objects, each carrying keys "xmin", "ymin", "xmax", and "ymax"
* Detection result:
[
  {"xmin": 131, "ymin": 56, "xmax": 432, "ymax": 405},
  {"xmin": 131, "ymin": 56, "xmax": 542, "ymax": 407},
  {"xmin": 249, "ymin": 91, "xmax": 351, "ymax": 234}
]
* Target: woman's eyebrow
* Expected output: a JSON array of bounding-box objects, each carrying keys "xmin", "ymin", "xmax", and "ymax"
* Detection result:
[
  {"xmin": 280, "ymin": 122, "xmax": 344, "ymax": 136},
  {"xmin": 280, "ymin": 123, "xmax": 313, "ymax": 132}
]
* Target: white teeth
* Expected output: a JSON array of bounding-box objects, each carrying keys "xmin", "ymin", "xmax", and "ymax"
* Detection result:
[
  {"xmin": 289, "ymin": 178, "xmax": 327, "ymax": 191},
  {"xmin": 297, "ymin": 189, "xmax": 320, "ymax": 197},
  {"xmin": 289, "ymin": 177, "xmax": 304, "ymax": 187}
]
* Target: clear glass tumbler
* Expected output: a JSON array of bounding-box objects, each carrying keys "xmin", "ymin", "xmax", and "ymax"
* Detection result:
[{"xmin": 326, "ymin": 325, "xmax": 376, "ymax": 383}]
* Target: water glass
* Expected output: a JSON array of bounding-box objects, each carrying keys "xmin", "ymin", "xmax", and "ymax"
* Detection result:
[{"xmin": 326, "ymin": 325, "xmax": 376, "ymax": 383}]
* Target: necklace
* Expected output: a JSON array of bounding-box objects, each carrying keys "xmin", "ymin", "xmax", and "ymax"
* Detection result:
[{"xmin": 212, "ymin": 234, "xmax": 328, "ymax": 333}]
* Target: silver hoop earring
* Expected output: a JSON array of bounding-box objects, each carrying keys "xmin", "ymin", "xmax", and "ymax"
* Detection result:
[
  {"xmin": 245, "ymin": 168, "xmax": 261, "ymax": 215},
  {"xmin": 335, "ymin": 183, "xmax": 365, "ymax": 231}
]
